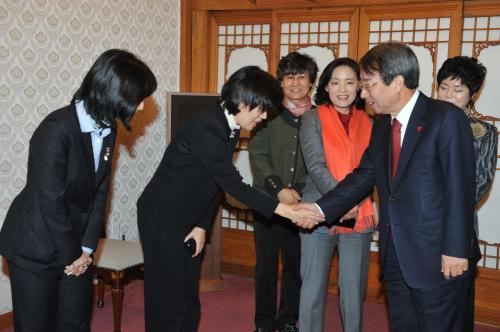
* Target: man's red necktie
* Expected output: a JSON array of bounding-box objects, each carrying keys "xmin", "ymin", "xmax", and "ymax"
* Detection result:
[{"xmin": 391, "ymin": 119, "xmax": 402, "ymax": 181}]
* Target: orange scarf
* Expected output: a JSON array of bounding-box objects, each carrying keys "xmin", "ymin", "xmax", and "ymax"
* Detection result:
[{"xmin": 318, "ymin": 104, "xmax": 377, "ymax": 234}]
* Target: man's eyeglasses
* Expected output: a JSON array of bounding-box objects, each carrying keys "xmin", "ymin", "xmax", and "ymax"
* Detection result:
[{"xmin": 358, "ymin": 80, "xmax": 379, "ymax": 90}]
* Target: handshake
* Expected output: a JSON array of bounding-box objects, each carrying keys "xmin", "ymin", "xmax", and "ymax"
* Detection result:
[{"xmin": 276, "ymin": 202, "xmax": 325, "ymax": 229}]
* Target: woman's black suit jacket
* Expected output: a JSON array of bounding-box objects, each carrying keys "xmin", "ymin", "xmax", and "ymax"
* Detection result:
[
  {"xmin": 137, "ymin": 105, "xmax": 278, "ymax": 234},
  {"xmin": 0, "ymin": 104, "xmax": 116, "ymax": 279}
]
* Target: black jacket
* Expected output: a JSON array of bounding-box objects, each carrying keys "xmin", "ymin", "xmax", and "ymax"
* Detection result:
[
  {"xmin": 0, "ymin": 104, "xmax": 115, "ymax": 279},
  {"xmin": 137, "ymin": 105, "xmax": 278, "ymax": 234}
]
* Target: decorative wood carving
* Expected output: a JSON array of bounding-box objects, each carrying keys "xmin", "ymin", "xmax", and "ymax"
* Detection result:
[
  {"xmin": 409, "ymin": 41, "xmax": 438, "ymax": 97},
  {"xmin": 474, "ymin": 41, "xmax": 500, "ymax": 58},
  {"xmin": 289, "ymin": 43, "xmax": 339, "ymax": 58},
  {"xmin": 224, "ymin": 44, "xmax": 270, "ymax": 82}
]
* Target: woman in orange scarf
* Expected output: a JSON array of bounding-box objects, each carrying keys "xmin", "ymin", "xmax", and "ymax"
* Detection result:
[{"xmin": 299, "ymin": 58, "xmax": 376, "ymax": 332}]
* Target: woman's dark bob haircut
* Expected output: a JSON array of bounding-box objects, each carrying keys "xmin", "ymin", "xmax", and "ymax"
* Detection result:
[
  {"xmin": 277, "ymin": 52, "xmax": 319, "ymax": 84},
  {"xmin": 437, "ymin": 56, "xmax": 486, "ymax": 97},
  {"xmin": 72, "ymin": 49, "xmax": 157, "ymax": 130},
  {"xmin": 221, "ymin": 66, "xmax": 283, "ymax": 115},
  {"xmin": 314, "ymin": 57, "xmax": 365, "ymax": 110}
]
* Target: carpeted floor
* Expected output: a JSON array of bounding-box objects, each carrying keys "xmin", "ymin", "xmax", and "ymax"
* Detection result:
[{"xmin": 1, "ymin": 274, "xmax": 499, "ymax": 331}]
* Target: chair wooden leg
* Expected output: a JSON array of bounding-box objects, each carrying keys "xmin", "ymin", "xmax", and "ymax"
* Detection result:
[
  {"xmin": 97, "ymin": 275, "xmax": 105, "ymax": 308},
  {"xmin": 111, "ymin": 271, "xmax": 125, "ymax": 332}
]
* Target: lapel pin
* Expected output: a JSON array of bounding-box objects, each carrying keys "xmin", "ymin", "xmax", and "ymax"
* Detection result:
[
  {"xmin": 104, "ymin": 147, "xmax": 111, "ymax": 161},
  {"xmin": 416, "ymin": 126, "xmax": 424, "ymax": 132}
]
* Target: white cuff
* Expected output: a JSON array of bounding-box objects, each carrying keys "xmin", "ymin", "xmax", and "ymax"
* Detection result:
[{"xmin": 82, "ymin": 246, "xmax": 93, "ymax": 255}]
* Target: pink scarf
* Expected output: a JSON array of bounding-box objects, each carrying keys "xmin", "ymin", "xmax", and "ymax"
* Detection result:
[{"xmin": 283, "ymin": 96, "xmax": 312, "ymax": 117}]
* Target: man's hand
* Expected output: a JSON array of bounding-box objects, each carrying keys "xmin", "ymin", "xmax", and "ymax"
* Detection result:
[
  {"xmin": 441, "ymin": 255, "xmax": 468, "ymax": 279},
  {"xmin": 277, "ymin": 188, "xmax": 301, "ymax": 205},
  {"xmin": 275, "ymin": 202, "xmax": 324, "ymax": 229},
  {"xmin": 64, "ymin": 252, "xmax": 92, "ymax": 277},
  {"xmin": 292, "ymin": 203, "xmax": 325, "ymax": 229},
  {"xmin": 184, "ymin": 227, "xmax": 206, "ymax": 257}
]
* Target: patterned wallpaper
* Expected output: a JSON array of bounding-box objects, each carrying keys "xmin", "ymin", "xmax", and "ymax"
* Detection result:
[{"xmin": 0, "ymin": 0, "xmax": 180, "ymax": 314}]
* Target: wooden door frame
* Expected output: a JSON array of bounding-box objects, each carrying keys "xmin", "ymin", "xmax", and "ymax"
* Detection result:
[{"xmin": 181, "ymin": 0, "xmax": 464, "ymax": 92}]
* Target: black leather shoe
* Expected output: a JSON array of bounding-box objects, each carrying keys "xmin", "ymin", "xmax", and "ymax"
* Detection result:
[
  {"xmin": 278, "ymin": 323, "xmax": 298, "ymax": 332},
  {"xmin": 254, "ymin": 328, "xmax": 273, "ymax": 332}
]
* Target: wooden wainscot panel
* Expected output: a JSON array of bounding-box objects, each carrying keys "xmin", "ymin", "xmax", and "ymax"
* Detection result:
[
  {"xmin": 221, "ymin": 228, "xmax": 500, "ymax": 326},
  {"xmin": 221, "ymin": 227, "xmax": 256, "ymax": 276},
  {"xmin": 221, "ymin": 228, "xmax": 387, "ymax": 303},
  {"xmin": 475, "ymin": 267, "xmax": 500, "ymax": 326},
  {"xmin": 0, "ymin": 311, "xmax": 13, "ymax": 330},
  {"xmin": 200, "ymin": 206, "xmax": 224, "ymax": 291}
]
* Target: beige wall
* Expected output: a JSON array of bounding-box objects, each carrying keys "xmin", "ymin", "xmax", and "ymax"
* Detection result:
[{"xmin": 0, "ymin": 0, "xmax": 180, "ymax": 314}]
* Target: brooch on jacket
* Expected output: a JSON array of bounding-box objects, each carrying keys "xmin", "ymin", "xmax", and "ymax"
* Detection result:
[
  {"xmin": 470, "ymin": 123, "xmax": 486, "ymax": 139},
  {"xmin": 103, "ymin": 147, "xmax": 111, "ymax": 161}
]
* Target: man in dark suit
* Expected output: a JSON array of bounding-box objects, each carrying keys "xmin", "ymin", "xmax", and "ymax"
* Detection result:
[
  {"xmin": 0, "ymin": 49, "xmax": 157, "ymax": 332},
  {"xmin": 137, "ymin": 66, "xmax": 324, "ymax": 332},
  {"xmin": 299, "ymin": 42, "xmax": 479, "ymax": 331}
]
